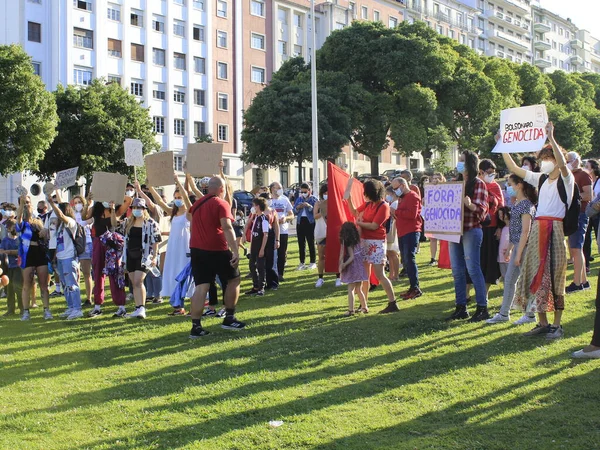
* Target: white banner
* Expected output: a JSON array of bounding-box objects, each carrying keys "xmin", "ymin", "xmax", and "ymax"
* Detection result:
[
  {"xmin": 492, "ymin": 104, "xmax": 548, "ymax": 154},
  {"xmin": 124, "ymin": 139, "xmax": 144, "ymax": 166},
  {"xmin": 54, "ymin": 166, "xmax": 78, "ymax": 189}
]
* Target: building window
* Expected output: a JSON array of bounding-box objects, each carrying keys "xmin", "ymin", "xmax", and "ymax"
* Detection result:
[
  {"xmin": 217, "ymin": 0, "xmax": 227, "ymax": 17},
  {"xmin": 436, "ymin": 25, "xmax": 443, "ymax": 34},
  {"xmin": 28, "ymin": 22, "xmax": 41, "ymax": 42},
  {"xmin": 251, "ymin": 0, "xmax": 265, "ymax": 17},
  {"xmin": 174, "ymin": 156, "xmax": 184, "ymax": 171},
  {"xmin": 108, "ymin": 75, "xmax": 121, "ymax": 85},
  {"xmin": 32, "ymin": 62, "xmax": 41, "ymax": 76},
  {"xmin": 174, "ymin": 119, "xmax": 186, "ymax": 136},
  {"xmin": 153, "ymin": 116, "xmax": 165, "ymax": 134},
  {"xmin": 194, "ymin": 121, "xmax": 206, "ymax": 137},
  {"xmin": 278, "ymin": 8, "xmax": 287, "ymax": 24},
  {"xmin": 361, "ymin": 6, "xmax": 367, "ymax": 19},
  {"xmin": 217, "ymin": 62, "xmax": 228, "ymax": 79},
  {"xmin": 174, "ymin": 52, "xmax": 186, "ymax": 70},
  {"xmin": 130, "ymin": 81, "xmax": 143, "ymax": 96},
  {"xmin": 193, "ymin": 25, "xmax": 205, "ymax": 41},
  {"xmin": 73, "ymin": 28, "xmax": 93, "ymax": 49},
  {"xmin": 130, "ymin": 10, "xmax": 143, "ymax": 27},
  {"xmin": 217, "ymin": 30, "xmax": 228, "ymax": 48},
  {"xmin": 108, "ymin": 38, "xmax": 122, "ymax": 57},
  {"xmin": 373, "ymin": 10, "xmax": 380, "ymax": 22},
  {"xmin": 194, "ymin": 57, "xmax": 206, "ymax": 73},
  {"xmin": 251, "ymin": 66, "xmax": 265, "ymax": 83},
  {"xmin": 278, "ymin": 41, "xmax": 287, "ymax": 57},
  {"xmin": 153, "ymin": 83, "xmax": 166, "ymax": 100},
  {"xmin": 131, "ymin": 43, "xmax": 145, "ymax": 62},
  {"xmin": 153, "ymin": 48, "xmax": 165, "ymax": 66},
  {"xmin": 217, "ymin": 93, "xmax": 228, "ymax": 110},
  {"xmin": 73, "ymin": 0, "xmax": 92, "ymax": 11},
  {"xmin": 174, "ymin": 0, "xmax": 185, "ymax": 5},
  {"xmin": 173, "ymin": 20, "xmax": 185, "ymax": 36},
  {"xmin": 294, "ymin": 13, "xmax": 302, "ymax": 27},
  {"xmin": 217, "ymin": 124, "xmax": 229, "ymax": 142},
  {"xmin": 293, "ymin": 44, "xmax": 302, "ymax": 56},
  {"xmin": 107, "ymin": 4, "xmax": 121, "ymax": 21},
  {"xmin": 251, "ymin": 33, "xmax": 265, "ymax": 50},
  {"xmin": 193, "ymin": 0, "xmax": 204, "ymax": 10},
  {"xmin": 389, "ymin": 17, "xmax": 397, "ymax": 28},
  {"xmin": 174, "ymin": 88, "xmax": 185, "ymax": 103},
  {"xmin": 194, "ymin": 89, "xmax": 206, "ymax": 106},
  {"xmin": 73, "ymin": 68, "xmax": 92, "ymax": 86},
  {"xmin": 152, "ymin": 15, "xmax": 165, "ymax": 33}
]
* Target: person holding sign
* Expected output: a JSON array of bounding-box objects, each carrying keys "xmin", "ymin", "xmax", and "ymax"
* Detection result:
[
  {"xmin": 446, "ymin": 151, "xmax": 490, "ymax": 323},
  {"xmin": 72, "ymin": 195, "xmax": 94, "ymax": 307},
  {"xmin": 501, "ymin": 122, "xmax": 573, "ymax": 340}
]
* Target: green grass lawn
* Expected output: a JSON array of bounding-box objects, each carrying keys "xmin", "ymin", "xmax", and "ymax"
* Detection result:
[{"xmin": 1, "ymin": 238, "xmax": 599, "ymax": 449}]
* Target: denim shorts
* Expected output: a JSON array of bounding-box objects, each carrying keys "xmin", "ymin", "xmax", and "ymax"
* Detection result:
[
  {"xmin": 79, "ymin": 241, "xmax": 93, "ymax": 261},
  {"xmin": 568, "ymin": 212, "xmax": 589, "ymax": 249}
]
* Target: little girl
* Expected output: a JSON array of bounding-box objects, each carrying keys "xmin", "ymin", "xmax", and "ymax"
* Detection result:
[
  {"xmin": 339, "ymin": 222, "xmax": 369, "ymax": 316},
  {"xmin": 496, "ymin": 207, "xmax": 511, "ymax": 279}
]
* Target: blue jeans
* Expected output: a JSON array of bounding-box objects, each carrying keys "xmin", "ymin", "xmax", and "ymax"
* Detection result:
[
  {"xmin": 144, "ymin": 272, "xmax": 162, "ymax": 298},
  {"xmin": 57, "ymin": 257, "xmax": 82, "ymax": 310},
  {"xmin": 449, "ymin": 228, "xmax": 487, "ymax": 307},
  {"xmin": 399, "ymin": 232, "xmax": 420, "ymax": 289}
]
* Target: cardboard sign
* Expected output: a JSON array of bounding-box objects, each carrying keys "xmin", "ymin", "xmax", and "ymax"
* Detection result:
[
  {"xmin": 43, "ymin": 182, "xmax": 56, "ymax": 196},
  {"xmin": 90, "ymin": 172, "xmax": 128, "ymax": 203},
  {"xmin": 423, "ymin": 182, "xmax": 464, "ymax": 235},
  {"xmin": 145, "ymin": 151, "xmax": 175, "ymax": 187},
  {"xmin": 124, "ymin": 139, "xmax": 144, "ymax": 167},
  {"xmin": 492, "ymin": 104, "xmax": 548, "ymax": 154},
  {"xmin": 54, "ymin": 167, "xmax": 78, "ymax": 189},
  {"xmin": 185, "ymin": 143, "xmax": 223, "ymax": 177},
  {"xmin": 15, "ymin": 186, "xmax": 27, "ymax": 196}
]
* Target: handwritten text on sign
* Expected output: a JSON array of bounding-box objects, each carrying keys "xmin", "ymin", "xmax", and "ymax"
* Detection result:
[
  {"xmin": 54, "ymin": 167, "xmax": 78, "ymax": 189},
  {"xmin": 124, "ymin": 139, "xmax": 144, "ymax": 167},
  {"xmin": 423, "ymin": 182, "xmax": 464, "ymax": 235},
  {"xmin": 492, "ymin": 104, "xmax": 548, "ymax": 154}
]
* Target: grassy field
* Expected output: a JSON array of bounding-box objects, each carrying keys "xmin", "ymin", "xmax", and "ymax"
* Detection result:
[{"xmin": 0, "ymin": 238, "xmax": 599, "ymax": 450}]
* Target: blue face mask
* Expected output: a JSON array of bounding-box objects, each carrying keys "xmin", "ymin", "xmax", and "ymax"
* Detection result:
[
  {"xmin": 507, "ymin": 186, "xmax": 516, "ymax": 198},
  {"xmin": 132, "ymin": 209, "xmax": 143, "ymax": 218},
  {"xmin": 173, "ymin": 199, "xmax": 184, "ymax": 208},
  {"xmin": 456, "ymin": 162, "xmax": 465, "ymax": 173},
  {"xmin": 102, "ymin": 202, "xmax": 110, "ymax": 209}
]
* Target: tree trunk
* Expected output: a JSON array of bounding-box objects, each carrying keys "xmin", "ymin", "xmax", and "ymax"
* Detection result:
[
  {"xmin": 422, "ymin": 149, "xmax": 433, "ymax": 170},
  {"xmin": 298, "ymin": 158, "xmax": 303, "ymax": 184},
  {"xmin": 370, "ymin": 155, "xmax": 379, "ymax": 177}
]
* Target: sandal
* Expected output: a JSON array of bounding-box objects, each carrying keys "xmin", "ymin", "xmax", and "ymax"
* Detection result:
[
  {"xmin": 343, "ymin": 310, "xmax": 355, "ymax": 317},
  {"xmin": 356, "ymin": 307, "xmax": 369, "ymax": 314},
  {"xmin": 168, "ymin": 308, "xmax": 187, "ymax": 316}
]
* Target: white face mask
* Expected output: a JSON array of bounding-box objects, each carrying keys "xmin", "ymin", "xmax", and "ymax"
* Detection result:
[
  {"xmin": 483, "ymin": 174, "xmax": 495, "ymax": 184},
  {"xmin": 4, "ymin": 211, "xmax": 14, "ymax": 217},
  {"xmin": 74, "ymin": 203, "xmax": 84, "ymax": 212},
  {"xmin": 126, "ymin": 190, "xmax": 135, "ymax": 197},
  {"xmin": 276, "ymin": 189, "xmax": 283, "ymax": 197},
  {"xmin": 521, "ymin": 165, "xmax": 531, "ymax": 171},
  {"xmin": 250, "ymin": 207, "xmax": 256, "ymax": 215},
  {"xmin": 541, "ymin": 160, "xmax": 555, "ymax": 175},
  {"xmin": 301, "ymin": 192, "xmax": 309, "ymax": 198},
  {"xmin": 385, "ymin": 195, "xmax": 393, "ymax": 203},
  {"xmin": 323, "ymin": 194, "xmax": 328, "ymax": 200}
]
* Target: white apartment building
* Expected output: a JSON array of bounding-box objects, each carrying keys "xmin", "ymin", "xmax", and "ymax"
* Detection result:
[{"xmin": 532, "ymin": 6, "xmax": 579, "ymax": 73}]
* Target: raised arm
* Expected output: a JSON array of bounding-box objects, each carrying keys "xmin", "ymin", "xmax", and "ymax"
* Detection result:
[
  {"xmin": 135, "ymin": 181, "xmax": 157, "ymax": 216},
  {"xmin": 546, "ymin": 122, "xmax": 569, "ymax": 178},
  {"xmin": 148, "ymin": 186, "xmax": 173, "ymax": 215},
  {"xmin": 109, "ymin": 202, "xmax": 118, "ymax": 228},
  {"xmin": 186, "ymin": 173, "xmax": 203, "ymax": 199},
  {"xmin": 16, "ymin": 195, "xmax": 26, "ymax": 223},
  {"xmin": 174, "ymin": 174, "xmax": 192, "ymax": 210},
  {"xmin": 496, "ymin": 131, "xmax": 526, "ymax": 179},
  {"xmin": 46, "ymin": 194, "xmax": 69, "ymax": 224},
  {"xmin": 116, "ymin": 196, "xmax": 132, "ymax": 217}
]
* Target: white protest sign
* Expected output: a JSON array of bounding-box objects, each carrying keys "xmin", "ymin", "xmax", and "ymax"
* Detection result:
[
  {"xmin": 54, "ymin": 167, "xmax": 78, "ymax": 189},
  {"xmin": 43, "ymin": 182, "xmax": 56, "ymax": 197},
  {"xmin": 423, "ymin": 182, "xmax": 464, "ymax": 235},
  {"xmin": 124, "ymin": 139, "xmax": 144, "ymax": 167},
  {"xmin": 492, "ymin": 104, "xmax": 548, "ymax": 154},
  {"xmin": 15, "ymin": 186, "xmax": 27, "ymax": 196}
]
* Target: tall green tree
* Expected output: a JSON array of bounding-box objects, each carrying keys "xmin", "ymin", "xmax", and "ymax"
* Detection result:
[
  {"xmin": 515, "ymin": 63, "xmax": 553, "ymax": 106},
  {"xmin": 0, "ymin": 44, "xmax": 58, "ymax": 175},
  {"xmin": 35, "ymin": 79, "xmax": 160, "ymax": 185}
]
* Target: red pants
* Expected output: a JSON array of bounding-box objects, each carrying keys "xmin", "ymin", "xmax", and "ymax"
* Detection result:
[{"xmin": 92, "ymin": 237, "xmax": 126, "ymax": 306}]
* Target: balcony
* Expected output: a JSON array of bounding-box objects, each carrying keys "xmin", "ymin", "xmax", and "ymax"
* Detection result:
[
  {"xmin": 571, "ymin": 54, "xmax": 584, "ymax": 65},
  {"xmin": 496, "ymin": 0, "xmax": 530, "ymax": 14},
  {"xmin": 570, "ymin": 39, "xmax": 583, "ymax": 49},
  {"xmin": 534, "ymin": 39, "xmax": 552, "ymax": 51},
  {"xmin": 534, "ymin": 56, "xmax": 552, "ymax": 68},
  {"xmin": 534, "ymin": 21, "xmax": 551, "ymax": 33},
  {"xmin": 591, "ymin": 50, "xmax": 600, "ymax": 63},
  {"xmin": 494, "ymin": 30, "xmax": 531, "ymax": 50},
  {"xmin": 496, "ymin": 50, "xmax": 505, "ymax": 58}
]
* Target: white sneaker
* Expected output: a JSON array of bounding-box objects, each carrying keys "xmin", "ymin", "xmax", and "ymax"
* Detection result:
[
  {"xmin": 572, "ymin": 348, "xmax": 600, "ymax": 359},
  {"xmin": 67, "ymin": 309, "xmax": 84, "ymax": 320},
  {"xmin": 335, "ymin": 278, "xmax": 343, "ymax": 287},
  {"xmin": 128, "ymin": 307, "xmax": 146, "ymax": 319},
  {"xmin": 59, "ymin": 308, "xmax": 73, "ymax": 318},
  {"xmin": 21, "ymin": 310, "xmax": 30, "ymax": 321},
  {"xmin": 513, "ymin": 314, "xmax": 536, "ymax": 325},
  {"xmin": 297, "ymin": 264, "xmax": 306, "ymax": 270},
  {"xmin": 307, "ymin": 263, "xmax": 317, "ymax": 270},
  {"xmin": 486, "ymin": 313, "xmax": 509, "ymax": 324},
  {"xmin": 315, "ymin": 278, "xmax": 325, "ymax": 288},
  {"xmin": 43, "ymin": 309, "xmax": 53, "ymax": 320}
]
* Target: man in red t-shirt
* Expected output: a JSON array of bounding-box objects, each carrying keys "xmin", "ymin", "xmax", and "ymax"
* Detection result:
[
  {"xmin": 188, "ymin": 177, "xmax": 244, "ymax": 337},
  {"xmin": 400, "ymin": 170, "xmax": 421, "ymax": 198}
]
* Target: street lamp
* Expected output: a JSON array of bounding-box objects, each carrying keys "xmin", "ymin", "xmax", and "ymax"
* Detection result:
[{"xmin": 310, "ymin": 0, "xmax": 319, "ymax": 186}]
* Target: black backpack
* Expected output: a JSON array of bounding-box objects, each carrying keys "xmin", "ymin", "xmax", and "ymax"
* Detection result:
[
  {"xmin": 538, "ymin": 174, "xmax": 581, "ymax": 236},
  {"xmin": 65, "ymin": 223, "xmax": 87, "ymax": 256}
]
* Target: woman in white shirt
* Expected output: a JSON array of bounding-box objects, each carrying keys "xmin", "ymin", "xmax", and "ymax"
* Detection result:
[
  {"xmin": 501, "ymin": 122, "xmax": 574, "ymax": 340},
  {"xmin": 72, "ymin": 195, "xmax": 93, "ymax": 307}
]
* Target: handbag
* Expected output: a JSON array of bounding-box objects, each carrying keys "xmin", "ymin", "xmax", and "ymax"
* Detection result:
[{"xmin": 314, "ymin": 217, "xmax": 327, "ymax": 241}]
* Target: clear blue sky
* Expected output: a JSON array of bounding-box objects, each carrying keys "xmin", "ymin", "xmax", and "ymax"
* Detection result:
[{"xmin": 539, "ymin": 0, "xmax": 600, "ymax": 37}]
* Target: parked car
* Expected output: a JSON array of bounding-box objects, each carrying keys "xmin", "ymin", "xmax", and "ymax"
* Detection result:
[
  {"xmin": 233, "ymin": 190, "xmax": 254, "ymax": 216},
  {"xmin": 382, "ymin": 169, "xmax": 403, "ymax": 179}
]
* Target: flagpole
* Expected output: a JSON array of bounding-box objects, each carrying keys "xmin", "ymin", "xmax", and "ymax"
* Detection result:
[{"xmin": 310, "ymin": 0, "xmax": 319, "ymax": 187}]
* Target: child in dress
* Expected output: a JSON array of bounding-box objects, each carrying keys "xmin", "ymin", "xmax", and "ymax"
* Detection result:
[
  {"xmin": 339, "ymin": 222, "xmax": 369, "ymax": 316},
  {"xmin": 497, "ymin": 207, "xmax": 511, "ymax": 279}
]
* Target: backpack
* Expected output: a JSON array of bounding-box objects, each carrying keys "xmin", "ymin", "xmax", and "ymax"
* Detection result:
[
  {"xmin": 65, "ymin": 222, "xmax": 87, "ymax": 256},
  {"xmin": 538, "ymin": 174, "xmax": 581, "ymax": 236}
]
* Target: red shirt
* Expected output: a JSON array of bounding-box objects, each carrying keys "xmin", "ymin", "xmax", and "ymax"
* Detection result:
[
  {"xmin": 357, "ymin": 201, "xmax": 390, "ymax": 240},
  {"xmin": 572, "ymin": 168, "xmax": 592, "ymax": 212},
  {"xmin": 485, "ymin": 181, "xmax": 504, "ymax": 228},
  {"xmin": 464, "ymin": 178, "xmax": 489, "ymax": 232},
  {"xmin": 409, "ymin": 185, "xmax": 421, "ymax": 198},
  {"xmin": 189, "ymin": 195, "xmax": 234, "ymax": 251},
  {"xmin": 395, "ymin": 191, "xmax": 423, "ymax": 238}
]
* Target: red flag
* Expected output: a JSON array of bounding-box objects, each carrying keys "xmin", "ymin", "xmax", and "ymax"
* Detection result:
[
  {"xmin": 438, "ymin": 240, "xmax": 451, "ymax": 269},
  {"xmin": 325, "ymin": 162, "xmax": 364, "ymax": 273}
]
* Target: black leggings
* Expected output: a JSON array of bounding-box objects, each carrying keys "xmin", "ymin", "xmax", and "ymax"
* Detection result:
[
  {"xmin": 584, "ymin": 215, "xmax": 599, "ymax": 269},
  {"xmin": 592, "ymin": 270, "xmax": 600, "ymax": 347},
  {"xmin": 297, "ymin": 217, "xmax": 316, "ymax": 264},
  {"xmin": 277, "ymin": 234, "xmax": 289, "ymax": 277}
]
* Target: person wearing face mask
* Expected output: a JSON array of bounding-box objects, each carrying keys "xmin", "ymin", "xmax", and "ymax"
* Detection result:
[
  {"xmin": 147, "ymin": 174, "xmax": 195, "ymax": 315},
  {"xmin": 314, "ymin": 184, "xmax": 342, "ymax": 288},
  {"xmin": 394, "ymin": 178, "xmax": 423, "ymax": 300},
  {"xmin": 583, "ymin": 159, "xmax": 600, "ymax": 273},
  {"xmin": 501, "ymin": 122, "xmax": 574, "ymax": 340},
  {"xmin": 400, "ymin": 170, "xmax": 421, "ymax": 198},
  {"xmin": 384, "ymin": 186, "xmax": 400, "ymax": 282},
  {"xmin": 71, "ymin": 195, "xmax": 94, "ymax": 307},
  {"xmin": 269, "ymin": 182, "xmax": 294, "ymax": 281},
  {"xmin": 0, "ymin": 219, "xmax": 24, "ymax": 317},
  {"xmin": 293, "ymin": 183, "xmax": 318, "ymax": 270},
  {"xmin": 36, "ymin": 200, "xmax": 50, "ymax": 222},
  {"xmin": 520, "ymin": 156, "xmax": 539, "ymax": 173},
  {"xmin": 117, "ymin": 198, "xmax": 161, "ymax": 319},
  {"xmin": 564, "ymin": 151, "xmax": 592, "ymax": 293},
  {"xmin": 428, "ymin": 173, "xmax": 446, "ymax": 266},
  {"xmin": 446, "ymin": 150, "xmax": 490, "ymax": 322}
]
